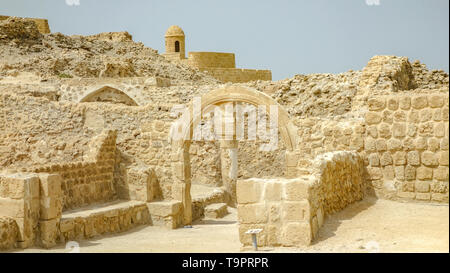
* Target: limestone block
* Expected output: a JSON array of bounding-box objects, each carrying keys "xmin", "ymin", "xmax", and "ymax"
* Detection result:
[
  {"xmin": 0, "ymin": 174, "xmax": 39, "ymax": 200},
  {"xmin": 237, "ymin": 203, "xmax": 267, "ymax": 224},
  {"xmin": 282, "ymin": 200, "xmax": 310, "ymax": 222},
  {"xmin": 264, "ymin": 182, "xmax": 282, "ymax": 202},
  {"xmin": 393, "ymin": 151, "xmax": 406, "ymax": 165},
  {"xmin": 415, "ymin": 181, "xmax": 430, "ymax": 193},
  {"xmin": 387, "ymin": 139, "xmax": 402, "ymax": 151},
  {"xmin": 366, "ymin": 112, "xmax": 382, "ymax": 125},
  {"xmin": 59, "ymin": 218, "xmax": 75, "ymax": 233},
  {"xmin": 281, "ymin": 222, "xmax": 312, "ymax": 247},
  {"xmin": 364, "ymin": 137, "xmax": 377, "ymax": 152},
  {"xmin": 404, "ymin": 165, "xmax": 416, "ymax": 181},
  {"xmin": 284, "ymin": 178, "xmax": 311, "ymax": 201},
  {"xmin": 39, "ymin": 218, "xmax": 58, "ymax": 248},
  {"xmin": 236, "ymin": 179, "xmax": 263, "ymax": 204},
  {"xmin": 392, "ymin": 123, "xmax": 406, "ymax": 138},
  {"xmin": 204, "ymin": 203, "xmax": 228, "ymax": 219},
  {"xmin": 147, "ymin": 201, "xmax": 182, "ymax": 217},
  {"xmin": 408, "ymin": 110, "xmax": 420, "ymax": 123},
  {"xmin": 397, "ymin": 191, "xmax": 415, "ymax": 199},
  {"xmin": 368, "ymin": 153, "xmax": 380, "ymax": 166},
  {"xmin": 125, "ymin": 166, "xmax": 156, "ymax": 202},
  {"xmin": 416, "ymin": 193, "xmax": 431, "ymax": 201},
  {"xmin": 387, "ymin": 97, "xmax": 399, "ymax": 111},
  {"xmin": 394, "ymin": 166, "xmax": 405, "ymax": 181},
  {"xmin": 393, "ymin": 111, "xmax": 407, "ymax": 122},
  {"xmin": 420, "ymin": 109, "xmax": 432, "ymax": 122},
  {"xmin": 411, "ymin": 96, "xmax": 428, "ymax": 109},
  {"xmin": 416, "ymin": 166, "xmax": 433, "ymax": 180},
  {"xmin": 383, "ymin": 166, "xmax": 395, "ymax": 180},
  {"xmin": 380, "ymin": 152, "xmax": 393, "ymax": 166},
  {"xmin": 285, "ymin": 152, "xmax": 299, "ymax": 167},
  {"xmin": 367, "ymin": 167, "xmax": 382, "ymax": 180},
  {"xmin": 421, "ymin": 151, "xmax": 438, "ymax": 167},
  {"xmin": 431, "ymin": 193, "xmax": 449, "ymax": 202},
  {"xmin": 376, "ymin": 139, "xmax": 387, "ymax": 151},
  {"xmin": 429, "ymin": 95, "xmax": 444, "ymax": 108},
  {"xmin": 38, "ymin": 173, "xmax": 62, "ymax": 197},
  {"xmin": 368, "ymin": 98, "xmax": 385, "ymax": 111},
  {"xmin": 407, "ymin": 151, "xmax": 420, "ymax": 166},
  {"xmin": 378, "ymin": 123, "xmax": 391, "ymax": 138},
  {"xmin": 441, "ymin": 137, "xmax": 449, "ymax": 150},
  {"xmin": 428, "ymin": 138, "xmax": 440, "ymax": 152},
  {"xmin": 0, "ymin": 217, "xmax": 18, "ymax": 250},
  {"xmin": 40, "ymin": 196, "xmax": 63, "ymax": 220},
  {"xmin": 434, "ymin": 123, "xmax": 446, "ymax": 138},
  {"xmin": 433, "ymin": 166, "xmax": 449, "ymax": 181},
  {"xmin": 439, "ymin": 151, "xmax": 449, "ymax": 166},
  {"xmin": 367, "ymin": 126, "xmax": 378, "ymax": 138},
  {"xmin": 399, "ymin": 96, "xmax": 411, "ymax": 110},
  {"xmin": 407, "ymin": 124, "xmax": 417, "ymax": 137}
]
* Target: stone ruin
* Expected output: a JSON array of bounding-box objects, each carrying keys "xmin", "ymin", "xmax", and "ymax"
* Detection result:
[{"xmin": 0, "ymin": 18, "xmax": 448, "ymax": 250}]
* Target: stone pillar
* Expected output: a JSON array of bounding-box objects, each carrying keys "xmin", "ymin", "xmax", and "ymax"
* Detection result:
[
  {"xmin": 171, "ymin": 141, "xmax": 192, "ymax": 226},
  {"xmin": 220, "ymin": 139, "xmax": 238, "ymax": 206}
]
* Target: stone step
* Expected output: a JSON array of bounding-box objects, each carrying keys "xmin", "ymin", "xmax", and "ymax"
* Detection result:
[
  {"xmin": 58, "ymin": 200, "xmax": 150, "ymax": 242},
  {"xmin": 204, "ymin": 203, "xmax": 228, "ymax": 219}
]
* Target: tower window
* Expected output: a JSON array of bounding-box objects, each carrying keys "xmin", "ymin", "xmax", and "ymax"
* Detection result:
[{"xmin": 175, "ymin": 41, "xmax": 180, "ymax": 52}]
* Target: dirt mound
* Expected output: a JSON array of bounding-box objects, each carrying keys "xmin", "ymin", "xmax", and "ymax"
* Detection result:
[{"xmin": 0, "ymin": 18, "xmax": 218, "ymax": 84}]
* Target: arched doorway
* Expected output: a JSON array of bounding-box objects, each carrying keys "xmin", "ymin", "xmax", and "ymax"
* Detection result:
[
  {"xmin": 169, "ymin": 86, "xmax": 297, "ymax": 225},
  {"xmin": 175, "ymin": 41, "xmax": 180, "ymax": 52}
]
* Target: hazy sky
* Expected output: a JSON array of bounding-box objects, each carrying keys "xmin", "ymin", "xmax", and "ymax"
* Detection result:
[{"xmin": 1, "ymin": 0, "xmax": 448, "ymax": 80}]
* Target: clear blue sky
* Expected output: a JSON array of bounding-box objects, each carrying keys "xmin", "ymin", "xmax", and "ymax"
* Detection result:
[{"xmin": 1, "ymin": 0, "xmax": 448, "ymax": 80}]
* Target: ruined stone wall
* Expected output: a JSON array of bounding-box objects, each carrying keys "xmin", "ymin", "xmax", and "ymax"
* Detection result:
[
  {"xmin": 26, "ymin": 130, "xmax": 118, "ymax": 210},
  {"xmin": 200, "ymin": 68, "xmax": 272, "ymax": 83},
  {"xmin": 0, "ymin": 15, "xmax": 50, "ymax": 34},
  {"xmin": 237, "ymin": 151, "xmax": 365, "ymax": 247},
  {"xmin": 187, "ymin": 52, "xmax": 236, "ymax": 69},
  {"xmin": 364, "ymin": 93, "xmax": 449, "ymax": 202}
]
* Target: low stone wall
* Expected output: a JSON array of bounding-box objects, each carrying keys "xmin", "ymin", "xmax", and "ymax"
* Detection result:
[
  {"xmin": 26, "ymin": 130, "xmax": 118, "ymax": 210},
  {"xmin": 364, "ymin": 94, "xmax": 449, "ymax": 202},
  {"xmin": 59, "ymin": 201, "xmax": 150, "ymax": 243},
  {"xmin": 236, "ymin": 151, "xmax": 365, "ymax": 247}
]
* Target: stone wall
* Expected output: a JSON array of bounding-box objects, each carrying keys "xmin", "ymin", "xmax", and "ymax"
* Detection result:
[
  {"xmin": 26, "ymin": 130, "xmax": 118, "ymax": 210},
  {"xmin": 187, "ymin": 52, "xmax": 236, "ymax": 69},
  {"xmin": 237, "ymin": 151, "xmax": 365, "ymax": 248},
  {"xmin": 0, "ymin": 15, "xmax": 50, "ymax": 34},
  {"xmin": 364, "ymin": 93, "xmax": 449, "ymax": 202},
  {"xmin": 200, "ymin": 68, "xmax": 272, "ymax": 83}
]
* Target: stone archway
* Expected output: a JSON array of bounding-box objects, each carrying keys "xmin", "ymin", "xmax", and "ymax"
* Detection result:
[
  {"xmin": 170, "ymin": 86, "xmax": 297, "ymax": 225},
  {"xmin": 79, "ymin": 86, "xmax": 138, "ymax": 106}
]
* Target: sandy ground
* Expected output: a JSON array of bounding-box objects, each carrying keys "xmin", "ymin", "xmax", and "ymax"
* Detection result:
[{"xmin": 8, "ymin": 197, "xmax": 449, "ymax": 253}]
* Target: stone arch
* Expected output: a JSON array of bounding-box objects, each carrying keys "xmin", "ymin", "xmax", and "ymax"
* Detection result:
[
  {"xmin": 170, "ymin": 85, "xmax": 298, "ymax": 225},
  {"xmin": 79, "ymin": 86, "xmax": 138, "ymax": 106}
]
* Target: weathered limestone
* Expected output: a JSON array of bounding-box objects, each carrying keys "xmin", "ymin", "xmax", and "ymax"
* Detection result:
[
  {"xmin": 236, "ymin": 151, "xmax": 365, "ymax": 248},
  {"xmin": 364, "ymin": 94, "xmax": 449, "ymax": 202},
  {"xmin": 147, "ymin": 200, "xmax": 183, "ymax": 229},
  {"xmin": 204, "ymin": 203, "xmax": 228, "ymax": 219}
]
